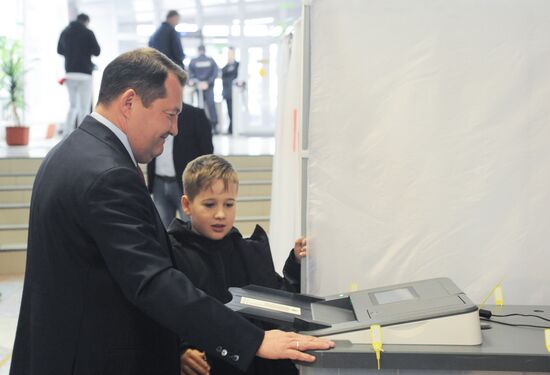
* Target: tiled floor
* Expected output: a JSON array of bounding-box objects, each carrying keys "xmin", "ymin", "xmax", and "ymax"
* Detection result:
[{"xmin": 0, "ymin": 274, "xmax": 23, "ymax": 375}]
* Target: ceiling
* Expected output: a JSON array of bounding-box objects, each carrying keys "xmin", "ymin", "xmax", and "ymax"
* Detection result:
[{"xmin": 76, "ymin": 0, "xmax": 302, "ymax": 46}]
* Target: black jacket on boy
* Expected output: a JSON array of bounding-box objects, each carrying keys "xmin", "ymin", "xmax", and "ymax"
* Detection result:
[{"xmin": 167, "ymin": 219, "xmax": 301, "ymax": 375}]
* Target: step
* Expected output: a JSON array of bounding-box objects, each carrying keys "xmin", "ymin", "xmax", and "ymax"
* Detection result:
[
  {"xmin": 225, "ymin": 155, "xmax": 273, "ymax": 169},
  {"xmin": 238, "ymin": 180, "xmax": 271, "ymax": 196},
  {"xmin": 0, "ymin": 155, "xmax": 272, "ymax": 173},
  {"xmin": 236, "ymin": 196, "xmax": 271, "ymax": 217},
  {"xmin": 0, "ymin": 198, "xmax": 271, "ymax": 241},
  {"xmin": 0, "ymin": 173, "xmax": 35, "ymax": 185},
  {"xmin": 0, "ymin": 250, "xmax": 26, "ymax": 274},
  {"xmin": 0, "ymin": 224, "xmax": 28, "ymax": 244},
  {"xmin": 0, "ymin": 204, "xmax": 29, "ymax": 225},
  {"xmin": 0, "ymin": 216, "xmax": 270, "ymax": 275},
  {"xmin": 0, "ymin": 182, "xmax": 271, "ymax": 205},
  {"xmin": 236, "ymin": 169, "xmax": 272, "ymax": 182},
  {"xmin": 0, "ymin": 185, "xmax": 32, "ymax": 203},
  {"xmin": 0, "ymin": 160, "xmax": 272, "ymax": 186},
  {"xmin": 0, "ymin": 158, "xmax": 42, "ymax": 173},
  {"xmin": 0, "ymin": 243, "xmax": 26, "ymax": 251},
  {"xmin": 0, "ymin": 169, "xmax": 272, "ymax": 183},
  {"xmin": 0, "ymin": 217, "xmax": 270, "ymax": 249}
]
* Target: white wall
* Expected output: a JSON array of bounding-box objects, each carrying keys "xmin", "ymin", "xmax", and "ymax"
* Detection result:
[
  {"xmin": 304, "ymin": 0, "xmax": 550, "ymax": 305},
  {"xmin": 79, "ymin": 1, "xmax": 119, "ymax": 107},
  {"xmin": 23, "ymin": 0, "xmax": 69, "ymax": 129},
  {"xmin": 19, "ymin": 0, "xmax": 119, "ymax": 133}
]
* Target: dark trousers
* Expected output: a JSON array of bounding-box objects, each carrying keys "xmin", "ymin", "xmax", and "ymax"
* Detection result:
[
  {"xmin": 202, "ymin": 88, "xmax": 217, "ymax": 132},
  {"xmin": 225, "ymin": 98, "xmax": 233, "ymax": 134}
]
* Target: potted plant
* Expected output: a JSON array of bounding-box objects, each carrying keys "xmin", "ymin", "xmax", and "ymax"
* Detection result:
[{"xmin": 0, "ymin": 36, "xmax": 29, "ymax": 146}]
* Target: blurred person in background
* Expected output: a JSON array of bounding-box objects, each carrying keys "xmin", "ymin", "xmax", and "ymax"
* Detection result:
[
  {"xmin": 57, "ymin": 13, "xmax": 100, "ymax": 137},
  {"xmin": 189, "ymin": 45, "xmax": 219, "ymax": 133},
  {"xmin": 221, "ymin": 47, "xmax": 239, "ymax": 135},
  {"xmin": 149, "ymin": 10, "xmax": 185, "ymax": 69}
]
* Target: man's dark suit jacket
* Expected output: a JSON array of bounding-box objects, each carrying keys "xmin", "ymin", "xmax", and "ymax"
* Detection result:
[
  {"xmin": 147, "ymin": 103, "xmax": 213, "ymax": 194},
  {"xmin": 10, "ymin": 116, "xmax": 263, "ymax": 375}
]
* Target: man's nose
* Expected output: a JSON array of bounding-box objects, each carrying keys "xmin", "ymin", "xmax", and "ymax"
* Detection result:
[{"xmin": 170, "ymin": 120, "xmax": 178, "ymax": 136}]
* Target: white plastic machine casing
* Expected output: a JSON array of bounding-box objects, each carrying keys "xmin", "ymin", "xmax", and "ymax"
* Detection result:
[
  {"xmin": 227, "ymin": 278, "xmax": 482, "ymax": 346},
  {"xmin": 304, "ymin": 278, "xmax": 482, "ymax": 345},
  {"xmin": 322, "ymin": 309, "xmax": 481, "ymax": 345}
]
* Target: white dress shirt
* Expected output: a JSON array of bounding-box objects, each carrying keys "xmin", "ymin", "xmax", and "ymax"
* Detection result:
[{"xmin": 155, "ymin": 135, "xmax": 176, "ymax": 177}]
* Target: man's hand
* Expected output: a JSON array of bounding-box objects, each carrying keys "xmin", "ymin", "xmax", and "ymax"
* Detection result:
[
  {"xmin": 180, "ymin": 348, "xmax": 210, "ymax": 375},
  {"xmin": 199, "ymin": 81, "xmax": 209, "ymax": 90},
  {"xmin": 257, "ymin": 330, "xmax": 335, "ymax": 363}
]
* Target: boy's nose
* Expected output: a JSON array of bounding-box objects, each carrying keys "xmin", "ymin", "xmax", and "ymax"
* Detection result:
[{"xmin": 214, "ymin": 208, "xmax": 226, "ymax": 219}]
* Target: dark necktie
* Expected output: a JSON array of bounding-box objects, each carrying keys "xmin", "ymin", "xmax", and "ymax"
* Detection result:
[{"xmin": 136, "ymin": 165, "xmax": 146, "ymax": 185}]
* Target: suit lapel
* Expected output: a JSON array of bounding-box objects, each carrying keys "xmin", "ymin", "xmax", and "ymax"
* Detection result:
[{"xmin": 79, "ymin": 116, "xmax": 136, "ymax": 168}]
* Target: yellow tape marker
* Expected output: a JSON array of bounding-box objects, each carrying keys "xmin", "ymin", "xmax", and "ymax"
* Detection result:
[
  {"xmin": 370, "ymin": 324, "xmax": 384, "ymax": 370},
  {"xmin": 545, "ymin": 329, "xmax": 550, "ymax": 353},
  {"xmin": 494, "ymin": 285, "xmax": 504, "ymax": 306},
  {"xmin": 0, "ymin": 352, "xmax": 12, "ymax": 368},
  {"xmin": 348, "ymin": 282, "xmax": 359, "ymax": 292}
]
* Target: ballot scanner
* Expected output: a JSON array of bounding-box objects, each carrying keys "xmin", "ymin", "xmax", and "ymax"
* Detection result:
[{"xmin": 226, "ymin": 277, "xmax": 482, "ymax": 345}]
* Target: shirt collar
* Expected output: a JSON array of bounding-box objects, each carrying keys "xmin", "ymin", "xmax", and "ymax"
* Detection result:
[{"xmin": 90, "ymin": 111, "xmax": 137, "ymax": 166}]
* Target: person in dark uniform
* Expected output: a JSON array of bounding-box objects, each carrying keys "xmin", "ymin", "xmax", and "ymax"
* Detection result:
[
  {"xmin": 149, "ymin": 10, "xmax": 185, "ymax": 69},
  {"xmin": 221, "ymin": 47, "xmax": 239, "ymax": 135},
  {"xmin": 189, "ymin": 45, "xmax": 219, "ymax": 133}
]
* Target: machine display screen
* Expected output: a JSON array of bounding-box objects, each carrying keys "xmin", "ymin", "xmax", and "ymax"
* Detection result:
[{"xmin": 372, "ymin": 287, "xmax": 416, "ymax": 305}]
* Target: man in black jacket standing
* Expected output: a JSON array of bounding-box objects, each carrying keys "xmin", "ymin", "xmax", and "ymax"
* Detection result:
[
  {"xmin": 147, "ymin": 103, "xmax": 213, "ymax": 227},
  {"xmin": 149, "ymin": 10, "xmax": 185, "ymax": 69},
  {"xmin": 10, "ymin": 47, "xmax": 333, "ymax": 375},
  {"xmin": 57, "ymin": 13, "xmax": 100, "ymax": 137}
]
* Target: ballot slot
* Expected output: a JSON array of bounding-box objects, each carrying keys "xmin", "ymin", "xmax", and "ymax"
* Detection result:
[{"xmin": 311, "ymin": 296, "xmax": 357, "ymax": 324}]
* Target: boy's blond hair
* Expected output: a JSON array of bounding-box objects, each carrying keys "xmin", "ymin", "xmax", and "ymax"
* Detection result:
[{"xmin": 183, "ymin": 155, "xmax": 239, "ymax": 201}]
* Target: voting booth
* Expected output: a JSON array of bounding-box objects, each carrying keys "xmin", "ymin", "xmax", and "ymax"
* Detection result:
[
  {"xmin": 268, "ymin": 0, "xmax": 550, "ymax": 373},
  {"xmin": 271, "ymin": 0, "xmax": 550, "ymax": 310}
]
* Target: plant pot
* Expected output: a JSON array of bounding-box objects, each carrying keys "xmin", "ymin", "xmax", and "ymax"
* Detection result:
[{"xmin": 5, "ymin": 126, "xmax": 30, "ymax": 146}]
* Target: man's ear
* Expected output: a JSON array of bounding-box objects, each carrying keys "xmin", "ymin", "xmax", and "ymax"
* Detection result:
[
  {"xmin": 119, "ymin": 88, "xmax": 137, "ymax": 117},
  {"xmin": 181, "ymin": 195, "xmax": 192, "ymax": 216}
]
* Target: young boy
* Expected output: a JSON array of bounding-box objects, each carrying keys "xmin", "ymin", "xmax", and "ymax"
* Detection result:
[{"xmin": 167, "ymin": 154, "xmax": 307, "ymax": 375}]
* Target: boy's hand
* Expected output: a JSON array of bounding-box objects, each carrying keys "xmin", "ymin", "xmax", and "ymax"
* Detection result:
[
  {"xmin": 257, "ymin": 329, "xmax": 335, "ymax": 362},
  {"xmin": 181, "ymin": 348, "xmax": 210, "ymax": 375},
  {"xmin": 293, "ymin": 237, "xmax": 307, "ymax": 263}
]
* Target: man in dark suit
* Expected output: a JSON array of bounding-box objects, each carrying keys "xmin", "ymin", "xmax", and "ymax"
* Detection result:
[
  {"xmin": 10, "ymin": 48, "xmax": 333, "ymax": 375},
  {"xmin": 147, "ymin": 103, "xmax": 213, "ymax": 227}
]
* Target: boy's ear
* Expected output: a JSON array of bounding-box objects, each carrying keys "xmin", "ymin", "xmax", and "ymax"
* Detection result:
[{"xmin": 181, "ymin": 195, "xmax": 192, "ymax": 216}]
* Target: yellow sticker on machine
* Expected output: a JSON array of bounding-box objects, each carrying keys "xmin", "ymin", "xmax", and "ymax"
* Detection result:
[
  {"xmin": 240, "ymin": 297, "xmax": 302, "ymax": 315},
  {"xmin": 545, "ymin": 329, "xmax": 550, "ymax": 353}
]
